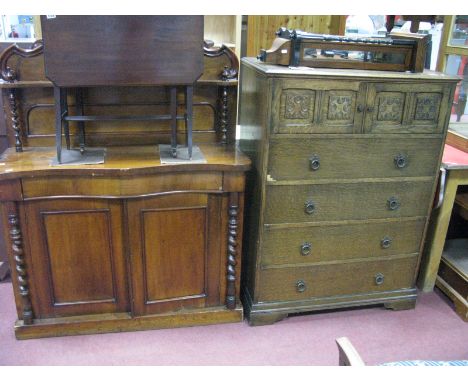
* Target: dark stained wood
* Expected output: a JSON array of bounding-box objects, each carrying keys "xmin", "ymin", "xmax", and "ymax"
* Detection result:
[
  {"xmin": 23, "ymin": 199, "xmax": 129, "ymax": 318},
  {"xmin": 0, "ymin": 144, "xmax": 249, "ymax": 338},
  {"xmin": 128, "ymin": 193, "xmax": 222, "ymax": 315},
  {"xmin": 40, "ymin": 16, "xmax": 204, "ymax": 87},
  {"xmin": 14, "ymin": 305, "xmax": 243, "ymax": 340}
]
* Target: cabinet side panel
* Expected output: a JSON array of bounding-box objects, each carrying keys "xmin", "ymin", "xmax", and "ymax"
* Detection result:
[{"xmin": 239, "ymin": 62, "xmax": 269, "ymax": 302}]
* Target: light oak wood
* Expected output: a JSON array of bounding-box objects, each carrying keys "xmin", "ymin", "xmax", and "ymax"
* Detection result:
[{"xmin": 239, "ymin": 57, "xmax": 456, "ymax": 325}]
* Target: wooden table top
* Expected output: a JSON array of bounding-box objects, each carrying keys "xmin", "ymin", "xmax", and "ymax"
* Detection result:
[
  {"xmin": 0, "ymin": 144, "xmax": 251, "ymax": 180},
  {"xmin": 443, "ymin": 144, "xmax": 468, "ymax": 170}
]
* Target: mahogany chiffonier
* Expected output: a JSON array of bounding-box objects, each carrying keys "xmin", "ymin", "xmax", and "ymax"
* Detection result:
[
  {"xmin": 239, "ymin": 57, "xmax": 458, "ymax": 325},
  {"xmin": 0, "ymin": 145, "xmax": 250, "ymax": 339},
  {"xmin": 0, "ymin": 16, "xmax": 249, "ymax": 339}
]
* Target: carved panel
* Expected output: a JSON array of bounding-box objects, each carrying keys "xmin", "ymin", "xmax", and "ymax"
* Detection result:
[
  {"xmin": 377, "ymin": 93, "xmax": 405, "ymax": 122},
  {"xmin": 414, "ymin": 93, "xmax": 441, "ymax": 121},
  {"xmin": 327, "ymin": 95, "xmax": 352, "ymax": 120},
  {"xmin": 282, "ymin": 90, "xmax": 315, "ymax": 120}
]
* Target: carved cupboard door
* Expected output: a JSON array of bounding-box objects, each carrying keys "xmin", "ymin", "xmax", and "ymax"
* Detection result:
[
  {"xmin": 127, "ymin": 193, "xmax": 225, "ymax": 315},
  {"xmin": 271, "ymin": 79, "xmax": 364, "ymax": 134},
  {"xmin": 23, "ymin": 199, "xmax": 129, "ymax": 318},
  {"xmin": 364, "ymin": 82, "xmax": 452, "ymax": 133}
]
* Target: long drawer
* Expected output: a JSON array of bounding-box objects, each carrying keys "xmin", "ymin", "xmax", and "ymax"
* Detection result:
[
  {"xmin": 261, "ymin": 219, "xmax": 426, "ymax": 266},
  {"xmin": 264, "ymin": 180, "xmax": 433, "ymax": 224},
  {"xmin": 257, "ymin": 255, "xmax": 418, "ymax": 302},
  {"xmin": 268, "ymin": 137, "xmax": 442, "ymax": 181}
]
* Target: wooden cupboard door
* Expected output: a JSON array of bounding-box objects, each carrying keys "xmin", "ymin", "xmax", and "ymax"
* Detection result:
[
  {"xmin": 271, "ymin": 79, "xmax": 364, "ymax": 134},
  {"xmin": 127, "ymin": 193, "xmax": 224, "ymax": 315},
  {"xmin": 365, "ymin": 82, "xmax": 451, "ymax": 133},
  {"xmin": 23, "ymin": 199, "xmax": 129, "ymax": 318}
]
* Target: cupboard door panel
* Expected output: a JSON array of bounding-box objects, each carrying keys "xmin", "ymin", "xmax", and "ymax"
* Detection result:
[
  {"xmin": 24, "ymin": 199, "xmax": 128, "ymax": 318},
  {"xmin": 128, "ymin": 193, "xmax": 223, "ymax": 315},
  {"xmin": 271, "ymin": 79, "xmax": 364, "ymax": 133}
]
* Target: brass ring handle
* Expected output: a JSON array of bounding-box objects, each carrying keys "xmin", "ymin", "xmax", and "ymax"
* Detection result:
[
  {"xmin": 309, "ymin": 155, "xmax": 320, "ymax": 171},
  {"xmin": 394, "ymin": 153, "xmax": 408, "ymax": 169},
  {"xmin": 375, "ymin": 273, "xmax": 385, "ymax": 285},
  {"xmin": 296, "ymin": 280, "xmax": 306, "ymax": 293},
  {"xmin": 381, "ymin": 236, "xmax": 392, "ymax": 249},
  {"xmin": 387, "ymin": 197, "xmax": 400, "ymax": 211},
  {"xmin": 300, "ymin": 242, "xmax": 312, "ymax": 256},
  {"xmin": 304, "ymin": 200, "xmax": 316, "ymax": 215}
]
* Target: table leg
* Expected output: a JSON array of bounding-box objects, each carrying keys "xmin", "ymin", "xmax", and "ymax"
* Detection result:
[{"xmin": 417, "ymin": 172, "xmax": 460, "ymax": 292}]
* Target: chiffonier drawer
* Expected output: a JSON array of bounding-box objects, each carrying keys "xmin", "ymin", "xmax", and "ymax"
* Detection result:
[
  {"xmin": 268, "ymin": 137, "xmax": 442, "ymax": 181},
  {"xmin": 257, "ymin": 256, "xmax": 418, "ymax": 302},
  {"xmin": 264, "ymin": 180, "xmax": 433, "ymax": 224},
  {"xmin": 261, "ymin": 219, "xmax": 425, "ymax": 266}
]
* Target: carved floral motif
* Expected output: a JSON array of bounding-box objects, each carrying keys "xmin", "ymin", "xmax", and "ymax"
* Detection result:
[
  {"xmin": 415, "ymin": 94, "xmax": 440, "ymax": 120},
  {"xmin": 328, "ymin": 95, "xmax": 352, "ymax": 120},
  {"xmin": 285, "ymin": 93, "xmax": 311, "ymax": 119},
  {"xmin": 377, "ymin": 95, "xmax": 404, "ymax": 121}
]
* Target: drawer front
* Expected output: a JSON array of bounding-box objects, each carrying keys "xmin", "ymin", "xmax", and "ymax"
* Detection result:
[
  {"xmin": 365, "ymin": 82, "xmax": 452, "ymax": 134},
  {"xmin": 271, "ymin": 79, "xmax": 365, "ymax": 134},
  {"xmin": 268, "ymin": 137, "xmax": 442, "ymax": 181},
  {"xmin": 261, "ymin": 219, "xmax": 426, "ymax": 266},
  {"xmin": 264, "ymin": 180, "xmax": 433, "ymax": 224},
  {"xmin": 257, "ymin": 256, "xmax": 418, "ymax": 302}
]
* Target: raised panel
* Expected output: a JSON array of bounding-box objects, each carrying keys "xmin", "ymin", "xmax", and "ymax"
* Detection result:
[
  {"xmin": 142, "ymin": 207, "xmax": 207, "ymax": 303},
  {"xmin": 42, "ymin": 210, "xmax": 116, "ymax": 305},
  {"xmin": 128, "ymin": 193, "xmax": 223, "ymax": 315},
  {"xmin": 413, "ymin": 93, "xmax": 441, "ymax": 122},
  {"xmin": 24, "ymin": 199, "xmax": 128, "ymax": 318},
  {"xmin": 376, "ymin": 92, "xmax": 405, "ymax": 123},
  {"xmin": 321, "ymin": 90, "xmax": 356, "ymax": 124}
]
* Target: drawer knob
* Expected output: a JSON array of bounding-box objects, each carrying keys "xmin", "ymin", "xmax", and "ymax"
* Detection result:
[
  {"xmin": 304, "ymin": 200, "xmax": 316, "ymax": 214},
  {"xmin": 367, "ymin": 106, "xmax": 375, "ymax": 113},
  {"xmin": 387, "ymin": 197, "xmax": 400, "ymax": 211},
  {"xmin": 309, "ymin": 155, "xmax": 320, "ymax": 171},
  {"xmin": 357, "ymin": 105, "xmax": 364, "ymax": 113},
  {"xmin": 300, "ymin": 242, "xmax": 312, "ymax": 256},
  {"xmin": 375, "ymin": 273, "xmax": 385, "ymax": 285},
  {"xmin": 381, "ymin": 236, "xmax": 392, "ymax": 249},
  {"xmin": 296, "ymin": 280, "xmax": 307, "ymax": 293},
  {"xmin": 394, "ymin": 154, "xmax": 408, "ymax": 169}
]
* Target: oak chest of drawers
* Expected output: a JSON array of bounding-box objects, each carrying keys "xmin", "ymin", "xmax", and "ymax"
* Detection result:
[{"xmin": 238, "ymin": 57, "xmax": 458, "ymax": 325}]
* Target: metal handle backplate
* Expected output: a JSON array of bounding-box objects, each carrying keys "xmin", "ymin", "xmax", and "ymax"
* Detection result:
[
  {"xmin": 296, "ymin": 280, "xmax": 306, "ymax": 292},
  {"xmin": 375, "ymin": 273, "xmax": 385, "ymax": 285},
  {"xmin": 309, "ymin": 155, "xmax": 320, "ymax": 171},
  {"xmin": 394, "ymin": 153, "xmax": 408, "ymax": 169},
  {"xmin": 304, "ymin": 200, "xmax": 316, "ymax": 214},
  {"xmin": 300, "ymin": 242, "xmax": 312, "ymax": 256},
  {"xmin": 387, "ymin": 197, "xmax": 400, "ymax": 211},
  {"xmin": 381, "ymin": 236, "xmax": 392, "ymax": 249}
]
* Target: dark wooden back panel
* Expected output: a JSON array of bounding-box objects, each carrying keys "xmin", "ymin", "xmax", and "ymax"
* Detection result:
[{"xmin": 40, "ymin": 15, "xmax": 204, "ymax": 86}]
